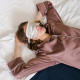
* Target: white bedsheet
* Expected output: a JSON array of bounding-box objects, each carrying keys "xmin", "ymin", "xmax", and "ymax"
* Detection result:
[{"xmin": 0, "ymin": 0, "xmax": 80, "ymax": 80}]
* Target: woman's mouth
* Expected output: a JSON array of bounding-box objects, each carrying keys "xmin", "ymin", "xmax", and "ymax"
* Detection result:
[{"xmin": 40, "ymin": 27, "xmax": 42, "ymax": 32}]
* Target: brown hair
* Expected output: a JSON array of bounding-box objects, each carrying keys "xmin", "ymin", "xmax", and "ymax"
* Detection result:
[{"xmin": 16, "ymin": 21, "xmax": 44, "ymax": 51}]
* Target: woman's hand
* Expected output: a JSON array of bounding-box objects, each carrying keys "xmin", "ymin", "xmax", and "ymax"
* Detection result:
[
  {"xmin": 33, "ymin": 11, "xmax": 43, "ymax": 23},
  {"xmin": 13, "ymin": 33, "xmax": 24, "ymax": 60},
  {"xmin": 15, "ymin": 33, "xmax": 24, "ymax": 46}
]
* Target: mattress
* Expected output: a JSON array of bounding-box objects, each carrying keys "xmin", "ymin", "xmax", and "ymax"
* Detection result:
[{"xmin": 0, "ymin": 0, "xmax": 80, "ymax": 80}]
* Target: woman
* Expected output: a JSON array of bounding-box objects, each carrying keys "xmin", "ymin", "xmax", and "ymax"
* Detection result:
[{"xmin": 8, "ymin": 1, "xmax": 80, "ymax": 79}]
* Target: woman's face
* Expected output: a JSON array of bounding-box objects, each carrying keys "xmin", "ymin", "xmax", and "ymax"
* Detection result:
[
  {"xmin": 33, "ymin": 25, "xmax": 46, "ymax": 40},
  {"xmin": 23, "ymin": 23, "xmax": 46, "ymax": 40}
]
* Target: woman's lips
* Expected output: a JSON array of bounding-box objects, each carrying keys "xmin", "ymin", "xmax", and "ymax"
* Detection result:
[{"xmin": 40, "ymin": 27, "xmax": 42, "ymax": 32}]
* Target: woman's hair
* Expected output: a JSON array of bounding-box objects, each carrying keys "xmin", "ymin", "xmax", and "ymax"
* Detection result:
[{"xmin": 16, "ymin": 21, "xmax": 44, "ymax": 51}]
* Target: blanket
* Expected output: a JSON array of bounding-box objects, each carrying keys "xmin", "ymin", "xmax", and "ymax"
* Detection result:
[{"xmin": 30, "ymin": 63, "xmax": 80, "ymax": 80}]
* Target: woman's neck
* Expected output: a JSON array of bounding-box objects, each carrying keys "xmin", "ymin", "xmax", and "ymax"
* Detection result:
[{"xmin": 40, "ymin": 33, "xmax": 51, "ymax": 41}]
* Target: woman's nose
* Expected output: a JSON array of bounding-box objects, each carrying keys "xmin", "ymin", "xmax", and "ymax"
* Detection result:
[
  {"xmin": 36, "ymin": 25, "xmax": 41, "ymax": 31},
  {"xmin": 36, "ymin": 25, "xmax": 39, "ymax": 29}
]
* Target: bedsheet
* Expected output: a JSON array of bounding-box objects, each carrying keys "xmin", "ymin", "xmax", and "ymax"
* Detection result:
[{"xmin": 0, "ymin": 0, "xmax": 80, "ymax": 80}]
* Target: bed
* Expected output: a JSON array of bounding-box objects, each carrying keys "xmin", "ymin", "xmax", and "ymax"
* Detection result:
[{"xmin": 0, "ymin": 0, "xmax": 80, "ymax": 80}]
